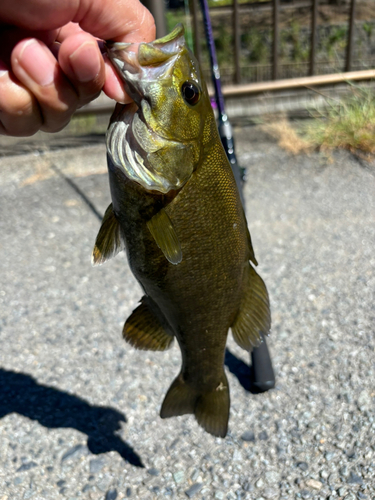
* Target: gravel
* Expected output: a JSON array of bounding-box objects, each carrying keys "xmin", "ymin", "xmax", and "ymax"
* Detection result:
[
  {"xmin": 0, "ymin": 126, "xmax": 374, "ymax": 499},
  {"xmin": 185, "ymin": 482, "xmax": 203, "ymax": 498}
]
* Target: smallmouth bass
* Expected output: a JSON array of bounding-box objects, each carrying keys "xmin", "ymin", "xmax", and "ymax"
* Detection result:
[{"xmin": 93, "ymin": 25, "xmax": 271, "ymax": 437}]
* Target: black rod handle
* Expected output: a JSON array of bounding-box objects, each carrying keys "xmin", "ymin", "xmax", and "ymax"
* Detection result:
[{"xmin": 251, "ymin": 334, "xmax": 275, "ymax": 393}]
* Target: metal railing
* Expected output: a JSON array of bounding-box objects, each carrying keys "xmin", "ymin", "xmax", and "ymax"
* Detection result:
[
  {"xmin": 189, "ymin": 0, "xmax": 371, "ymax": 85},
  {"xmin": 77, "ymin": 0, "xmax": 374, "ymax": 115}
]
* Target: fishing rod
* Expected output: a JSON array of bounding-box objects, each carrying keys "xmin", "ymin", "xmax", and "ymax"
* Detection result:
[{"xmin": 198, "ymin": 0, "xmax": 275, "ymax": 393}]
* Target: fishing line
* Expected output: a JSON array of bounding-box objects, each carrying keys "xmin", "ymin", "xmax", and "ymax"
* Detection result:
[
  {"xmin": 198, "ymin": 0, "xmax": 245, "ymax": 200},
  {"xmin": 183, "ymin": 0, "xmax": 194, "ymax": 51}
]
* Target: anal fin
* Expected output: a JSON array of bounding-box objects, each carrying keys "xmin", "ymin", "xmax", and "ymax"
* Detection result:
[
  {"xmin": 231, "ymin": 263, "xmax": 271, "ymax": 352},
  {"xmin": 160, "ymin": 372, "xmax": 230, "ymax": 438},
  {"xmin": 92, "ymin": 203, "xmax": 124, "ymax": 265},
  {"xmin": 124, "ymin": 296, "xmax": 174, "ymax": 351},
  {"xmin": 147, "ymin": 208, "xmax": 182, "ymax": 265}
]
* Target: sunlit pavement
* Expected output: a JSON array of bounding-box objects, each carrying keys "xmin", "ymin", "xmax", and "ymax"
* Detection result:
[{"xmin": 0, "ymin": 128, "xmax": 374, "ymax": 499}]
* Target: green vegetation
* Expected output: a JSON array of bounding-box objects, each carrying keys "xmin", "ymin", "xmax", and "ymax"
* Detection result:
[
  {"xmin": 260, "ymin": 86, "xmax": 375, "ymax": 158},
  {"xmin": 166, "ymin": 10, "xmax": 195, "ymax": 51},
  {"xmin": 207, "ymin": 0, "xmax": 268, "ymax": 6},
  {"xmin": 166, "ymin": 10, "xmax": 375, "ymax": 82},
  {"xmin": 241, "ymin": 28, "xmax": 270, "ymax": 63},
  {"xmin": 281, "ymin": 21, "xmax": 310, "ymax": 62},
  {"xmin": 214, "ymin": 24, "xmax": 234, "ymax": 65},
  {"xmin": 305, "ymin": 85, "xmax": 375, "ymax": 155},
  {"xmin": 68, "ymin": 114, "xmax": 100, "ymax": 135},
  {"xmin": 321, "ymin": 25, "xmax": 347, "ymax": 59},
  {"xmin": 62, "ymin": 113, "xmax": 109, "ymax": 137},
  {"xmin": 166, "ymin": 10, "xmax": 186, "ymax": 32},
  {"xmin": 363, "ymin": 22, "xmax": 373, "ymax": 40}
]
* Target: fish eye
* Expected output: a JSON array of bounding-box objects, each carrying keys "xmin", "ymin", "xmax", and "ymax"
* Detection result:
[{"xmin": 181, "ymin": 81, "xmax": 200, "ymax": 106}]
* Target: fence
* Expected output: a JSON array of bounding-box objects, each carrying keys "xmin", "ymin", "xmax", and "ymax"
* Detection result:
[
  {"xmin": 77, "ymin": 0, "xmax": 375, "ymax": 115},
  {"xmin": 203, "ymin": 58, "xmax": 375, "ymax": 86},
  {"xmin": 189, "ymin": 0, "xmax": 362, "ymax": 84}
]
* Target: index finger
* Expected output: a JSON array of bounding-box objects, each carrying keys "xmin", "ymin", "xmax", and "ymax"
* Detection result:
[
  {"xmin": 77, "ymin": 0, "xmax": 157, "ymax": 102},
  {"xmin": 0, "ymin": 0, "xmax": 156, "ymax": 43}
]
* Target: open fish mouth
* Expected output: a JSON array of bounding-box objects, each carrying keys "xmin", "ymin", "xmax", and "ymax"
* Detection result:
[
  {"xmin": 105, "ymin": 24, "xmax": 186, "ymax": 105},
  {"xmin": 105, "ymin": 25, "xmax": 189, "ymax": 194}
]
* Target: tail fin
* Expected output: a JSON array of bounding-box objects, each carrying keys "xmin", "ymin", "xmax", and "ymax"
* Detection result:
[{"xmin": 160, "ymin": 372, "xmax": 230, "ymax": 438}]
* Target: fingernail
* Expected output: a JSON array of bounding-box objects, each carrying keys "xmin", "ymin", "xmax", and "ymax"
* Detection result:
[
  {"xmin": 69, "ymin": 42, "xmax": 101, "ymax": 83},
  {"xmin": 17, "ymin": 39, "xmax": 55, "ymax": 86}
]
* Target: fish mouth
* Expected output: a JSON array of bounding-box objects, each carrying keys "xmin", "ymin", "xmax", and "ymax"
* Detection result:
[
  {"xmin": 105, "ymin": 24, "xmax": 185, "ymax": 105},
  {"xmin": 105, "ymin": 25, "xmax": 191, "ymax": 194}
]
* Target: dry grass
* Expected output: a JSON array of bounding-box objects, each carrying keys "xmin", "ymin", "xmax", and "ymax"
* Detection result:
[
  {"xmin": 260, "ymin": 85, "xmax": 375, "ymax": 160},
  {"xmin": 260, "ymin": 116, "xmax": 312, "ymax": 155}
]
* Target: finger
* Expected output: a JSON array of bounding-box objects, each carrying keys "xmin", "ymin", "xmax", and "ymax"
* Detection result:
[
  {"xmin": 56, "ymin": 22, "xmax": 87, "ymax": 43},
  {"xmin": 11, "ymin": 38, "xmax": 79, "ymax": 133},
  {"xmin": 103, "ymin": 56, "xmax": 132, "ymax": 104},
  {"xmin": 0, "ymin": 2, "xmax": 77, "ymax": 31},
  {"xmin": 0, "ymin": 0, "xmax": 156, "ymax": 43},
  {"xmin": 0, "ymin": 25, "xmax": 58, "ymax": 66},
  {"xmin": 77, "ymin": 0, "xmax": 156, "ymax": 43},
  {"xmin": 77, "ymin": 0, "xmax": 156, "ymax": 104},
  {"xmin": 0, "ymin": 62, "xmax": 42, "ymax": 136},
  {"xmin": 58, "ymin": 32, "xmax": 105, "ymax": 107},
  {"xmin": 57, "ymin": 23, "xmax": 133, "ymax": 103}
]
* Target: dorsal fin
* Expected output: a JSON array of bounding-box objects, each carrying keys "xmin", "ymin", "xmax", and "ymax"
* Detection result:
[
  {"xmin": 92, "ymin": 204, "xmax": 125, "ymax": 265},
  {"xmin": 147, "ymin": 208, "xmax": 182, "ymax": 265}
]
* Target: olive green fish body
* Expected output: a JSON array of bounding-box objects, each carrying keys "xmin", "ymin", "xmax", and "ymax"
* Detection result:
[{"xmin": 93, "ymin": 25, "xmax": 271, "ymax": 437}]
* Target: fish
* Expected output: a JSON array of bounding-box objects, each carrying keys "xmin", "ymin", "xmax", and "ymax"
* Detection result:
[{"xmin": 92, "ymin": 24, "xmax": 271, "ymax": 438}]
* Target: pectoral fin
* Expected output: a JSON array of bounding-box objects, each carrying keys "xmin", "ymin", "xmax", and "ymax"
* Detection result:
[
  {"xmin": 147, "ymin": 208, "xmax": 182, "ymax": 265},
  {"xmin": 92, "ymin": 204, "xmax": 124, "ymax": 265},
  {"xmin": 124, "ymin": 296, "xmax": 174, "ymax": 351},
  {"xmin": 231, "ymin": 264, "xmax": 271, "ymax": 352}
]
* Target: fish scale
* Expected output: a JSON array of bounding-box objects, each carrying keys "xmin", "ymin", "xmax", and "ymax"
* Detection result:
[{"xmin": 93, "ymin": 24, "xmax": 271, "ymax": 437}]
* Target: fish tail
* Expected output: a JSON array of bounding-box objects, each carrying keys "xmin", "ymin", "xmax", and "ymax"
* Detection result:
[{"xmin": 160, "ymin": 372, "xmax": 230, "ymax": 438}]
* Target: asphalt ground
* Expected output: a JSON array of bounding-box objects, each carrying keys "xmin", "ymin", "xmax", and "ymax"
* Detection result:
[{"xmin": 0, "ymin": 125, "xmax": 374, "ymax": 500}]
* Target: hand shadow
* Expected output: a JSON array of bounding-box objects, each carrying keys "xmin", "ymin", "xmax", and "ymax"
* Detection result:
[{"xmin": 0, "ymin": 368, "xmax": 144, "ymax": 467}]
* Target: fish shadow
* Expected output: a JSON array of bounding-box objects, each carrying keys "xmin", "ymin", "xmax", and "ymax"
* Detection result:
[
  {"xmin": 0, "ymin": 368, "xmax": 144, "ymax": 467},
  {"xmin": 225, "ymin": 349, "xmax": 258, "ymax": 394}
]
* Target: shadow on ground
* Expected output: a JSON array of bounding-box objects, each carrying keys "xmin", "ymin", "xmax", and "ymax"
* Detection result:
[
  {"xmin": 225, "ymin": 348, "xmax": 275, "ymax": 395},
  {"xmin": 225, "ymin": 349, "xmax": 253, "ymax": 393},
  {"xmin": 0, "ymin": 368, "xmax": 144, "ymax": 467}
]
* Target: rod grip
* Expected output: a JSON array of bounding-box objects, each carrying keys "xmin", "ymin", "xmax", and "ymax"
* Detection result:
[{"xmin": 251, "ymin": 334, "xmax": 275, "ymax": 393}]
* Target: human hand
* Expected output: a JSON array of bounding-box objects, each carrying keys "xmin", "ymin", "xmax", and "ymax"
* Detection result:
[{"xmin": 0, "ymin": 0, "xmax": 155, "ymax": 136}]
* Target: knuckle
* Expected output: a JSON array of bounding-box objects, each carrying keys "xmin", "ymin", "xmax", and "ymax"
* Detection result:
[
  {"xmin": 76, "ymin": 89, "xmax": 101, "ymax": 107},
  {"xmin": 0, "ymin": 85, "xmax": 42, "ymax": 136},
  {"xmin": 40, "ymin": 116, "xmax": 72, "ymax": 133},
  {"xmin": 0, "ymin": 85, "xmax": 35, "ymax": 117},
  {"xmin": 0, "ymin": 116, "xmax": 40, "ymax": 137},
  {"xmin": 34, "ymin": 85, "xmax": 78, "ymax": 132},
  {"xmin": 142, "ymin": 10, "xmax": 157, "ymax": 40}
]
